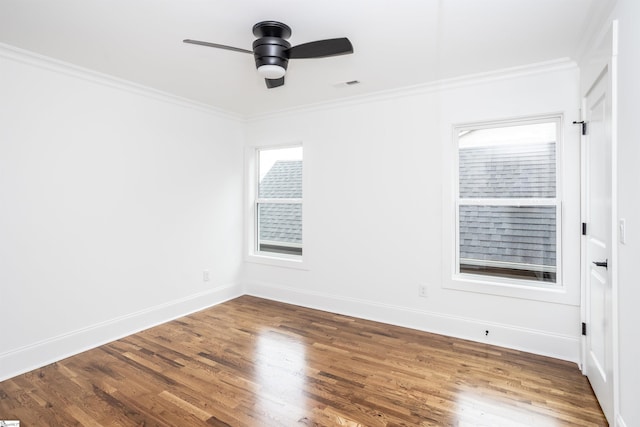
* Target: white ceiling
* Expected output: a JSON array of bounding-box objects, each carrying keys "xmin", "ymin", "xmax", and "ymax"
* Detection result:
[{"xmin": 0, "ymin": 0, "xmax": 610, "ymax": 117}]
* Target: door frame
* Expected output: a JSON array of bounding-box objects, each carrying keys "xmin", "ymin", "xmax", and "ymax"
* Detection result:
[{"xmin": 579, "ymin": 20, "xmax": 618, "ymax": 424}]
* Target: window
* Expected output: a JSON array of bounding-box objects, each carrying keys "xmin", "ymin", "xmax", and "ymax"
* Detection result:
[
  {"xmin": 455, "ymin": 117, "xmax": 561, "ymax": 286},
  {"xmin": 255, "ymin": 146, "xmax": 303, "ymax": 257}
]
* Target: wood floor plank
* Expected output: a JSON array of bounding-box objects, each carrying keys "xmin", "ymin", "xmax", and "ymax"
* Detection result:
[{"xmin": 0, "ymin": 296, "xmax": 606, "ymax": 426}]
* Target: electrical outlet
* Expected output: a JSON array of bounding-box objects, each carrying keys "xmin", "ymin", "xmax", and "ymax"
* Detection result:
[
  {"xmin": 419, "ymin": 284, "xmax": 428, "ymax": 298},
  {"xmin": 203, "ymin": 270, "xmax": 210, "ymax": 282}
]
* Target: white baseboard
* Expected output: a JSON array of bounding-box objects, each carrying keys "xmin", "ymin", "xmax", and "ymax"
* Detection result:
[
  {"xmin": 1, "ymin": 281, "xmax": 581, "ymax": 383},
  {"xmin": 0, "ymin": 284, "xmax": 243, "ymax": 382},
  {"xmin": 245, "ymin": 280, "xmax": 581, "ymax": 364}
]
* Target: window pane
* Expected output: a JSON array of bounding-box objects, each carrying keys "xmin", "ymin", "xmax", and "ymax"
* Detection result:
[
  {"xmin": 259, "ymin": 147, "xmax": 303, "ymax": 199},
  {"xmin": 459, "ymin": 123, "xmax": 556, "ymax": 198},
  {"xmin": 258, "ymin": 203, "xmax": 302, "ymax": 256},
  {"xmin": 459, "ymin": 205, "xmax": 556, "ymax": 283}
]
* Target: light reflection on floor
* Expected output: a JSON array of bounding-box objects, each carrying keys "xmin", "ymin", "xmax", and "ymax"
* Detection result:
[
  {"xmin": 455, "ymin": 391, "xmax": 559, "ymax": 427},
  {"xmin": 255, "ymin": 329, "xmax": 308, "ymax": 423}
]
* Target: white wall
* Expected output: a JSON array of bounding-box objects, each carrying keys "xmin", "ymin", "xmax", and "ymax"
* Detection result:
[
  {"xmin": 0, "ymin": 45, "xmax": 245, "ymax": 381},
  {"xmin": 243, "ymin": 63, "xmax": 583, "ymax": 362},
  {"xmin": 611, "ymin": 1, "xmax": 640, "ymax": 426}
]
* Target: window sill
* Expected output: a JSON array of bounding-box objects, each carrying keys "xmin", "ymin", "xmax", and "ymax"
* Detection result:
[
  {"xmin": 444, "ymin": 274, "xmax": 578, "ymax": 305},
  {"xmin": 245, "ymin": 253, "xmax": 309, "ymax": 270}
]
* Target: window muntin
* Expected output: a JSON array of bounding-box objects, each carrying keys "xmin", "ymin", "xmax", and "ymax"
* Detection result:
[
  {"xmin": 456, "ymin": 119, "xmax": 560, "ymax": 286},
  {"xmin": 256, "ymin": 146, "xmax": 303, "ymax": 257}
]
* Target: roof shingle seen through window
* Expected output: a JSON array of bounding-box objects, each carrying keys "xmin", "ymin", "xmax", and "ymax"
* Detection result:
[
  {"xmin": 459, "ymin": 205, "xmax": 557, "ymax": 266},
  {"xmin": 459, "ymin": 142, "xmax": 556, "ymax": 198},
  {"xmin": 258, "ymin": 160, "xmax": 302, "ymax": 244},
  {"xmin": 259, "ymin": 160, "xmax": 302, "ymax": 199},
  {"xmin": 459, "ymin": 141, "xmax": 557, "ymax": 271}
]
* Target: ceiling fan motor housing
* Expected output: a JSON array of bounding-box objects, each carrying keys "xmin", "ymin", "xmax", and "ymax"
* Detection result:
[{"xmin": 252, "ymin": 37, "xmax": 290, "ymax": 71}]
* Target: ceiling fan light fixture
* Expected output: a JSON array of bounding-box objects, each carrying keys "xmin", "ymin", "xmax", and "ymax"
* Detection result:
[{"xmin": 257, "ymin": 64, "xmax": 286, "ymax": 79}]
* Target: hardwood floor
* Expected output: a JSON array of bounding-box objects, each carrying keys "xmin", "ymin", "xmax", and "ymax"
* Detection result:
[{"xmin": 0, "ymin": 296, "xmax": 606, "ymax": 426}]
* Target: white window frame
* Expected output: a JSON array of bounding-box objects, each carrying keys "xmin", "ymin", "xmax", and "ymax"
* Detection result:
[
  {"xmin": 444, "ymin": 114, "xmax": 573, "ymax": 302},
  {"xmin": 244, "ymin": 143, "xmax": 307, "ymax": 269}
]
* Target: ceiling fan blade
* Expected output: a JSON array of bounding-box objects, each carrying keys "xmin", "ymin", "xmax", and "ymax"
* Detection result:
[
  {"xmin": 183, "ymin": 39, "xmax": 252, "ymax": 54},
  {"xmin": 265, "ymin": 77, "xmax": 285, "ymax": 89},
  {"xmin": 288, "ymin": 38, "xmax": 353, "ymax": 59}
]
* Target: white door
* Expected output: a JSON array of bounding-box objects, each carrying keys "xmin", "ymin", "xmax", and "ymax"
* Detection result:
[{"xmin": 583, "ymin": 58, "xmax": 614, "ymax": 423}]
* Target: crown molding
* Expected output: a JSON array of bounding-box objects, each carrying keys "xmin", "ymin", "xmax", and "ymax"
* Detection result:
[
  {"xmin": 0, "ymin": 42, "xmax": 244, "ymax": 122},
  {"xmin": 245, "ymin": 58, "xmax": 578, "ymax": 122},
  {"xmin": 0, "ymin": 42, "xmax": 578, "ymax": 124}
]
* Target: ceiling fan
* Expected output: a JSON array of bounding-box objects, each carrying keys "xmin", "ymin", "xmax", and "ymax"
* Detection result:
[{"xmin": 184, "ymin": 21, "xmax": 354, "ymax": 89}]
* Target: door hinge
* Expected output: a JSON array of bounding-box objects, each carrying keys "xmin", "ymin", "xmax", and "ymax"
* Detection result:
[
  {"xmin": 582, "ymin": 222, "xmax": 587, "ymax": 235},
  {"xmin": 573, "ymin": 120, "xmax": 588, "ymax": 135},
  {"xmin": 582, "ymin": 322, "xmax": 587, "ymax": 336}
]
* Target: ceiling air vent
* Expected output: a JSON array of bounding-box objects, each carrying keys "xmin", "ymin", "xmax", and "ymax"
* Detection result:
[{"xmin": 334, "ymin": 80, "xmax": 361, "ymax": 88}]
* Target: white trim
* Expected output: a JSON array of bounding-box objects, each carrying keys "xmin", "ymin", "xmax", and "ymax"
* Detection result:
[
  {"xmin": 0, "ymin": 42, "xmax": 243, "ymax": 122},
  {"xmin": 244, "ymin": 280, "xmax": 581, "ymax": 363},
  {"xmin": 454, "ymin": 114, "xmax": 565, "ymax": 133},
  {"xmin": 447, "ymin": 275, "xmax": 571, "ymax": 304},
  {"xmin": 244, "ymin": 253, "xmax": 308, "ymax": 270},
  {"xmin": 579, "ymin": 95, "xmax": 588, "ymax": 375},
  {"xmin": 0, "ymin": 284, "xmax": 243, "ymax": 382},
  {"xmin": 617, "ymin": 414, "xmax": 628, "ymax": 427},
  {"xmin": 611, "ymin": 20, "xmax": 620, "ymax": 427},
  {"xmin": 245, "ymin": 58, "xmax": 578, "ymax": 122}
]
